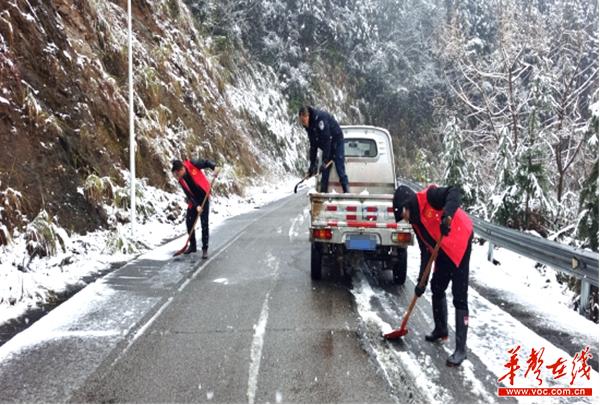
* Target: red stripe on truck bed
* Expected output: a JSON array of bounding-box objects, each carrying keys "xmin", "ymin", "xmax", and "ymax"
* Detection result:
[{"xmin": 323, "ymin": 220, "xmax": 399, "ymax": 229}]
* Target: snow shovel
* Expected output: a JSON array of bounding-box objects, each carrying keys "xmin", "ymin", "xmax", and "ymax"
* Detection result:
[
  {"xmin": 174, "ymin": 167, "xmax": 221, "ymax": 257},
  {"xmin": 293, "ymin": 160, "xmax": 333, "ymax": 193},
  {"xmin": 383, "ymin": 236, "xmax": 443, "ymax": 340}
]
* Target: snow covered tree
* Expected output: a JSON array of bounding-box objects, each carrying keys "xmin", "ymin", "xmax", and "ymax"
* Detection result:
[
  {"xmin": 435, "ymin": 0, "xmax": 597, "ymax": 234},
  {"xmin": 441, "ymin": 116, "xmax": 480, "ymax": 209},
  {"xmin": 577, "ymin": 107, "xmax": 599, "ymax": 251},
  {"xmin": 577, "ymin": 156, "xmax": 599, "ymax": 251},
  {"xmin": 491, "ymin": 127, "xmax": 520, "ymax": 227}
]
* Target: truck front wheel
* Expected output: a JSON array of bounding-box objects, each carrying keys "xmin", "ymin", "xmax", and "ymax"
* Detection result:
[
  {"xmin": 392, "ymin": 247, "xmax": 407, "ymax": 285},
  {"xmin": 311, "ymin": 242, "xmax": 323, "ymax": 280}
]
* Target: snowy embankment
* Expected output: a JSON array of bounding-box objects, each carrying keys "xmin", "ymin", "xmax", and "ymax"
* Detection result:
[{"xmin": 0, "ymin": 175, "xmax": 299, "ymax": 328}]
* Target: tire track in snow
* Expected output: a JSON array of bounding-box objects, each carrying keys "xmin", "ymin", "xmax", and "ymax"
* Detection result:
[{"xmin": 351, "ymin": 273, "xmax": 449, "ymax": 403}]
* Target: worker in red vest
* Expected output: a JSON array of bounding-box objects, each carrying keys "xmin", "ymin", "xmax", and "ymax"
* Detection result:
[
  {"xmin": 393, "ymin": 184, "xmax": 474, "ymax": 367},
  {"xmin": 171, "ymin": 159, "xmax": 217, "ymax": 259}
]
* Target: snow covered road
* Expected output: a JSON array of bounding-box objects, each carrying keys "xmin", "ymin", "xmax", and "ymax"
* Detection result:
[{"xmin": 0, "ymin": 190, "xmax": 597, "ymax": 403}]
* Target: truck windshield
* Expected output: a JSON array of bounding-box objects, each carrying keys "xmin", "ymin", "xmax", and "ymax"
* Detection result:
[{"xmin": 344, "ymin": 139, "xmax": 378, "ymax": 158}]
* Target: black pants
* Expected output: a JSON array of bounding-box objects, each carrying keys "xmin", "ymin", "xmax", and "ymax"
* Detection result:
[
  {"xmin": 186, "ymin": 201, "xmax": 209, "ymax": 250},
  {"xmin": 430, "ymin": 236, "xmax": 472, "ymax": 311},
  {"xmin": 320, "ymin": 135, "xmax": 349, "ymax": 192}
]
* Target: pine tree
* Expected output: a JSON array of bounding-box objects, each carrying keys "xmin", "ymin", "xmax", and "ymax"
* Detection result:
[
  {"xmin": 577, "ymin": 158, "xmax": 599, "ymax": 251},
  {"xmin": 492, "ymin": 127, "xmax": 519, "ymax": 227},
  {"xmin": 441, "ymin": 117, "xmax": 478, "ymax": 208},
  {"xmin": 577, "ymin": 113, "xmax": 599, "ymax": 251}
]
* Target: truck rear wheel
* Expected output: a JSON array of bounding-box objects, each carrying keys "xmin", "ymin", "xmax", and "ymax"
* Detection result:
[
  {"xmin": 311, "ymin": 242, "xmax": 323, "ymax": 280},
  {"xmin": 392, "ymin": 247, "xmax": 407, "ymax": 285}
]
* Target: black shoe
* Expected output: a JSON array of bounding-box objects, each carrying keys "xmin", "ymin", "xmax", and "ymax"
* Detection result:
[
  {"xmin": 447, "ymin": 309, "xmax": 468, "ymax": 367},
  {"xmin": 425, "ymin": 296, "xmax": 448, "ymax": 342},
  {"xmin": 202, "ymin": 248, "xmax": 208, "ymax": 259},
  {"xmin": 184, "ymin": 246, "xmax": 197, "ymax": 255}
]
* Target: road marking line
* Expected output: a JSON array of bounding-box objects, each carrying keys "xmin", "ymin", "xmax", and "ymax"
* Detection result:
[
  {"xmin": 112, "ymin": 296, "xmax": 174, "ymax": 367},
  {"xmin": 247, "ymin": 253, "xmax": 280, "ymax": 404},
  {"xmin": 113, "ymin": 193, "xmax": 299, "ymax": 366},
  {"xmin": 177, "ymin": 278, "xmax": 191, "ymax": 292},
  {"xmin": 247, "ymin": 291, "xmax": 271, "ymax": 404}
]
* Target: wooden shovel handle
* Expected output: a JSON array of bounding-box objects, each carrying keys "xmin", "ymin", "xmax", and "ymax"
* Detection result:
[{"xmin": 398, "ymin": 237, "xmax": 443, "ymax": 329}]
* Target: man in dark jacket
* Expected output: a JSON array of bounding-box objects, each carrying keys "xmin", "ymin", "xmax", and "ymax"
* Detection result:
[
  {"xmin": 171, "ymin": 158, "xmax": 217, "ymax": 259},
  {"xmin": 298, "ymin": 106, "xmax": 349, "ymax": 193},
  {"xmin": 393, "ymin": 184, "xmax": 474, "ymax": 367}
]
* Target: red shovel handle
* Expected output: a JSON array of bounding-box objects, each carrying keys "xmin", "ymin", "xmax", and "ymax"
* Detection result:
[{"xmin": 384, "ymin": 237, "xmax": 443, "ymax": 340}]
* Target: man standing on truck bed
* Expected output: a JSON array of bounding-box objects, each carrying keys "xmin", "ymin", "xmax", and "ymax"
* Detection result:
[
  {"xmin": 171, "ymin": 158, "xmax": 217, "ymax": 259},
  {"xmin": 393, "ymin": 184, "xmax": 473, "ymax": 367},
  {"xmin": 298, "ymin": 106, "xmax": 349, "ymax": 193}
]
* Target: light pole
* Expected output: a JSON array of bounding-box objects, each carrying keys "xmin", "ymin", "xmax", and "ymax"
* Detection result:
[{"xmin": 128, "ymin": 0, "xmax": 136, "ymax": 236}]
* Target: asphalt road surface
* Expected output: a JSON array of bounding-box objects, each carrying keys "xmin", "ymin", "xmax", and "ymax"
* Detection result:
[{"xmin": 0, "ymin": 191, "xmax": 589, "ymax": 403}]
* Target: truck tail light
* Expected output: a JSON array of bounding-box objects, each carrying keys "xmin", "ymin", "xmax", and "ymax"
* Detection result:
[
  {"xmin": 313, "ymin": 228, "xmax": 333, "ymax": 240},
  {"xmin": 392, "ymin": 232, "xmax": 412, "ymax": 244},
  {"xmin": 366, "ymin": 215, "xmax": 377, "ymax": 221},
  {"xmin": 326, "ymin": 205, "xmax": 337, "ymax": 211},
  {"xmin": 346, "ymin": 214, "xmax": 357, "ymax": 220},
  {"xmin": 366, "ymin": 206, "xmax": 378, "ymax": 212},
  {"xmin": 346, "ymin": 206, "xmax": 357, "ymax": 212},
  {"xmin": 387, "ymin": 207, "xmax": 394, "ymax": 213}
]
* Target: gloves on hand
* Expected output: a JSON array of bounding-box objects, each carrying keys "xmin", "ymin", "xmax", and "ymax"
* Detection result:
[
  {"xmin": 414, "ymin": 284, "xmax": 426, "ymax": 297},
  {"xmin": 440, "ymin": 214, "xmax": 452, "ymax": 236}
]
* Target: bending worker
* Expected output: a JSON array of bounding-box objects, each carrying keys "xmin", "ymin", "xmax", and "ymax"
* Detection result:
[
  {"xmin": 393, "ymin": 184, "xmax": 473, "ymax": 367},
  {"xmin": 298, "ymin": 105, "xmax": 349, "ymax": 193},
  {"xmin": 171, "ymin": 158, "xmax": 217, "ymax": 259}
]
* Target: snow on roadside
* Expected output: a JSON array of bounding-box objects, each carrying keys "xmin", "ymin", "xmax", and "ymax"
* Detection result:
[
  {"xmin": 350, "ymin": 241, "xmax": 599, "ymax": 404},
  {"xmin": 406, "ymin": 244, "xmax": 598, "ymax": 403},
  {"xmin": 470, "ymin": 241, "xmax": 599, "ymax": 343},
  {"xmin": 0, "ymin": 174, "xmax": 298, "ymax": 327}
]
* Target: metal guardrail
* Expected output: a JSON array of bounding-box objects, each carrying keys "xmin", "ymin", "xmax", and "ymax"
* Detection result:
[
  {"xmin": 400, "ymin": 179, "xmax": 599, "ymax": 317},
  {"xmin": 471, "ymin": 217, "xmax": 599, "ymax": 285}
]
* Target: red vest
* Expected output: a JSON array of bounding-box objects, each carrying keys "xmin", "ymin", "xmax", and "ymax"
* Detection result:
[
  {"xmin": 179, "ymin": 160, "xmax": 210, "ymax": 207},
  {"xmin": 415, "ymin": 186, "xmax": 473, "ymax": 267}
]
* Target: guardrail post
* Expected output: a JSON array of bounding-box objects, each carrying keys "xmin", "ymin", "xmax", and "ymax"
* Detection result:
[
  {"xmin": 579, "ymin": 280, "xmax": 591, "ymax": 317},
  {"xmin": 487, "ymin": 241, "xmax": 494, "ymax": 262}
]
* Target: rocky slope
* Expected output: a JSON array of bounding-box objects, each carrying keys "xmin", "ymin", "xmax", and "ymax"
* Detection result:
[{"xmin": 0, "ymin": 0, "xmax": 327, "ymax": 245}]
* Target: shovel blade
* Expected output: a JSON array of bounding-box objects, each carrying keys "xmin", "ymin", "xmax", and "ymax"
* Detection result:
[{"xmin": 383, "ymin": 327, "xmax": 408, "ymax": 340}]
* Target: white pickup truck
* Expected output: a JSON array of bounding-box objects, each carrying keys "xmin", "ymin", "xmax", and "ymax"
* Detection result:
[{"xmin": 309, "ymin": 125, "xmax": 413, "ymax": 283}]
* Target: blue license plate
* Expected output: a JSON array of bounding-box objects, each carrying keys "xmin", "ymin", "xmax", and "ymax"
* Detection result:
[{"xmin": 346, "ymin": 235, "xmax": 377, "ymax": 251}]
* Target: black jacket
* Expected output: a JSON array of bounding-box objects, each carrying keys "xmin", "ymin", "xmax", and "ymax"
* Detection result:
[
  {"xmin": 180, "ymin": 159, "xmax": 216, "ymax": 207},
  {"xmin": 304, "ymin": 107, "xmax": 343, "ymax": 166}
]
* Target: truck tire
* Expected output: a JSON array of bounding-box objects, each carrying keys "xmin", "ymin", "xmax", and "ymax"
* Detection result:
[
  {"xmin": 311, "ymin": 242, "xmax": 323, "ymax": 280},
  {"xmin": 392, "ymin": 247, "xmax": 407, "ymax": 285}
]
